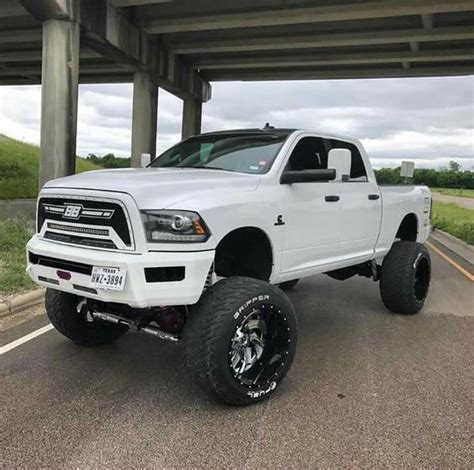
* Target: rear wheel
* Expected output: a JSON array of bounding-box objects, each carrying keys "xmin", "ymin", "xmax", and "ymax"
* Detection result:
[
  {"xmin": 279, "ymin": 279, "xmax": 299, "ymax": 291},
  {"xmin": 184, "ymin": 277, "xmax": 297, "ymax": 406},
  {"xmin": 45, "ymin": 289, "xmax": 128, "ymax": 346},
  {"xmin": 379, "ymin": 241, "xmax": 431, "ymax": 315}
]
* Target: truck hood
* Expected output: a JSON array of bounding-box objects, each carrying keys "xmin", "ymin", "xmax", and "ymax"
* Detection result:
[{"xmin": 44, "ymin": 168, "xmax": 261, "ymax": 208}]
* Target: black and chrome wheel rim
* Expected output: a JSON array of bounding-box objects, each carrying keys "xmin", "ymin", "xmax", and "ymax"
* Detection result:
[
  {"xmin": 228, "ymin": 303, "xmax": 291, "ymax": 390},
  {"xmin": 414, "ymin": 255, "xmax": 430, "ymax": 301}
]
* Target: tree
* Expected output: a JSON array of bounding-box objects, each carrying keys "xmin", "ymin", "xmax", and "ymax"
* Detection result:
[
  {"xmin": 374, "ymin": 164, "xmax": 473, "ymax": 189},
  {"xmin": 86, "ymin": 153, "xmax": 130, "ymax": 168},
  {"xmin": 448, "ymin": 161, "xmax": 461, "ymax": 172}
]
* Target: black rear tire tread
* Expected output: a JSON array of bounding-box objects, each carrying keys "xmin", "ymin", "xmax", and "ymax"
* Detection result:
[
  {"xmin": 183, "ymin": 277, "xmax": 297, "ymax": 406},
  {"xmin": 45, "ymin": 288, "xmax": 128, "ymax": 346},
  {"xmin": 379, "ymin": 241, "xmax": 431, "ymax": 315}
]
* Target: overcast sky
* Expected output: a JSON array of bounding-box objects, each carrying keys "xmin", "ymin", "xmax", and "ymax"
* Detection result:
[{"xmin": 0, "ymin": 76, "xmax": 473, "ymax": 169}]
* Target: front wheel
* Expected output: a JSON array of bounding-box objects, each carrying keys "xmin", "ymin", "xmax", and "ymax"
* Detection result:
[
  {"xmin": 184, "ymin": 277, "xmax": 297, "ymax": 406},
  {"xmin": 45, "ymin": 289, "xmax": 128, "ymax": 346},
  {"xmin": 379, "ymin": 241, "xmax": 431, "ymax": 314}
]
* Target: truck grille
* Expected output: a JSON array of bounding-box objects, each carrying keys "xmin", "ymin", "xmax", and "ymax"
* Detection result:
[{"xmin": 38, "ymin": 196, "xmax": 134, "ymax": 250}]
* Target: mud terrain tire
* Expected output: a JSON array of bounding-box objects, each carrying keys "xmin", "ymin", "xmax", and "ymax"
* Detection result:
[
  {"xmin": 380, "ymin": 241, "xmax": 431, "ymax": 315},
  {"xmin": 184, "ymin": 277, "xmax": 297, "ymax": 406}
]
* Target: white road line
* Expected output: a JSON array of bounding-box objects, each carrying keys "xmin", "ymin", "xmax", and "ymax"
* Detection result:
[{"xmin": 0, "ymin": 324, "xmax": 54, "ymax": 356}]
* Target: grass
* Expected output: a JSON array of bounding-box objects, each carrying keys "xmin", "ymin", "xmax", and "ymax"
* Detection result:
[
  {"xmin": 431, "ymin": 201, "xmax": 474, "ymax": 245},
  {"xmin": 0, "ymin": 134, "xmax": 99, "ymax": 200},
  {"xmin": 431, "ymin": 188, "xmax": 474, "ymax": 199},
  {"xmin": 0, "ymin": 218, "xmax": 36, "ymax": 295}
]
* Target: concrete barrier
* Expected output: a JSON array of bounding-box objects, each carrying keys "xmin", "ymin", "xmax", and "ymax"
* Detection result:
[{"xmin": 0, "ymin": 199, "xmax": 37, "ymax": 219}]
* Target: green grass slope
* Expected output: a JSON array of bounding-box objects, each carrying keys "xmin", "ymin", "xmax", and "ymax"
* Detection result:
[
  {"xmin": 431, "ymin": 188, "xmax": 474, "ymax": 199},
  {"xmin": 0, "ymin": 134, "xmax": 99, "ymax": 199},
  {"xmin": 432, "ymin": 201, "xmax": 474, "ymax": 245}
]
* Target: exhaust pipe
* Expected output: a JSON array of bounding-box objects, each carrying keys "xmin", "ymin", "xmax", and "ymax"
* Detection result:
[{"xmin": 91, "ymin": 311, "xmax": 179, "ymax": 343}]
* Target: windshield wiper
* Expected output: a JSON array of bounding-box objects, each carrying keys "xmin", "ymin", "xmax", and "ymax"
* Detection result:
[{"xmin": 178, "ymin": 166, "xmax": 236, "ymax": 173}]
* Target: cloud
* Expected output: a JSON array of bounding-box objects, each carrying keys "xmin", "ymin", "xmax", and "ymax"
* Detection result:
[{"xmin": 0, "ymin": 76, "xmax": 473, "ymax": 168}]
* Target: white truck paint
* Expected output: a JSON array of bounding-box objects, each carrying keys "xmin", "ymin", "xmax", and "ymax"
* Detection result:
[{"xmin": 26, "ymin": 129, "xmax": 431, "ymax": 307}]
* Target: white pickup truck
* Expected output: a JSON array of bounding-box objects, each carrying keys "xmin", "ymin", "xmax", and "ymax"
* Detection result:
[{"xmin": 27, "ymin": 127, "xmax": 432, "ymax": 406}]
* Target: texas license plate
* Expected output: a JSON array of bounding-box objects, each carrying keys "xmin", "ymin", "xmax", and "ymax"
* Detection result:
[{"xmin": 90, "ymin": 266, "xmax": 126, "ymax": 291}]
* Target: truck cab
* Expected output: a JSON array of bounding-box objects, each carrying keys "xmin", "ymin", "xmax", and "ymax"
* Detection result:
[{"xmin": 26, "ymin": 128, "xmax": 432, "ymax": 406}]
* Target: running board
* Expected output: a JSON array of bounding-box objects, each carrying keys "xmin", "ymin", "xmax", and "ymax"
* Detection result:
[{"xmin": 91, "ymin": 311, "xmax": 179, "ymax": 343}]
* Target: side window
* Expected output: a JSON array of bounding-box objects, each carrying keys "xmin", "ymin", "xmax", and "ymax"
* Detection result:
[
  {"xmin": 325, "ymin": 139, "xmax": 368, "ymax": 180},
  {"xmin": 286, "ymin": 137, "xmax": 327, "ymax": 171}
]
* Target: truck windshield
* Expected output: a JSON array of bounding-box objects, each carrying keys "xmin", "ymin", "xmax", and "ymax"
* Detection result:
[{"xmin": 150, "ymin": 133, "xmax": 288, "ymax": 174}]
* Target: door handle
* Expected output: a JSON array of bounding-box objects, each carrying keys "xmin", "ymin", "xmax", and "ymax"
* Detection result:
[
  {"xmin": 325, "ymin": 195, "xmax": 340, "ymax": 202},
  {"xmin": 368, "ymin": 194, "xmax": 380, "ymax": 200}
]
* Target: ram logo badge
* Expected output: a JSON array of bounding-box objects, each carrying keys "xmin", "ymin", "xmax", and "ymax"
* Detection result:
[
  {"xmin": 43, "ymin": 203, "xmax": 115, "ymax": 220},
  {"xmin": 64, "ymin": 205, "xmax": 82, "ymax": 219}
]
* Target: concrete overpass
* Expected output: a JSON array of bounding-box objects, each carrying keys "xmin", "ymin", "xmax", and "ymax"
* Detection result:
[{"xmin": 0, "ymin": 0, "xmax": 473, "ymax": 186}]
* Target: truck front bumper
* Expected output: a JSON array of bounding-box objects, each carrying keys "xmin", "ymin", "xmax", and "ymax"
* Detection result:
[{"xmin": 26, "ymin": 236, "xmax": 214, "ymax": 308}]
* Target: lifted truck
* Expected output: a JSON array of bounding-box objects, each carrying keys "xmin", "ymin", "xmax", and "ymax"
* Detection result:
[{"xmin": 27, "ymin": 128, "xmax": 432, "ymax": 406}]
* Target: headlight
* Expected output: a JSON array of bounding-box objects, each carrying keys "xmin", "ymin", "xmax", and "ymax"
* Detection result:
[{"xmin": 141, "ymin": 210, "xmax": 211, "ymax": 243}]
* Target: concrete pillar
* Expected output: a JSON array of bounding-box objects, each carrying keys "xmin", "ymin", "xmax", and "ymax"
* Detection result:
[
  {"xmin": 39, "ymin": 19, "xmax": 80, "ymax": 187},
  {"xmin": 181, "ymin": 98, "xmax": 202, "ymax": 139},
  {"xmin": 131, "ymin": 71, "xmax": 158, "ymax": 167}
]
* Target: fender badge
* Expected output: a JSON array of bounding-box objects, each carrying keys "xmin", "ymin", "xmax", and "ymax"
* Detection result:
[{"xmin": 274, "ymin": 215, "xmax": 285, "ymax": 226}]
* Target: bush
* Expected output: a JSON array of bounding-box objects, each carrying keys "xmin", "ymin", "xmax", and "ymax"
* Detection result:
[
  {"xmin": 374, "ymin": 163, "xmax": 474, "ymax": 190},
  {"xmin": 86, "ymin": 153, "xmax": 130, "ymax": 168}
]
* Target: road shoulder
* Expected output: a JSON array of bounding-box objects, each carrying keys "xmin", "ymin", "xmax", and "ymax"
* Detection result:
[{"xmin": 430, "ymin": 229, "xmax": 474, "ymax": 267}]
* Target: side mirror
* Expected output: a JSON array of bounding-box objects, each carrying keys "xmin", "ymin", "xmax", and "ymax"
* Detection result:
[
  {"xmin": 328, "ymin": 148, "xmax": 351, "ymax": 181},
  {"xmin": 281, "ymin": 169, "xmax": 336, "ymax": 184},
  {"xmin": 140, "ymin": 153, "xmax": 151, "ymax": 168}
]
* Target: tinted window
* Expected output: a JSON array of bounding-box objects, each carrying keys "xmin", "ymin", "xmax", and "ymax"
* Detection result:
[
  {"xmin": 286, "ymin": 137, "xmax": 327, "ymax": 171},
  {"xmin": 325, "ymin": 139, "xmax": 367, "ymax": 180},
  {"xmin": 151, "ymin": 133, "xmax": 288, "ymax": 175}
]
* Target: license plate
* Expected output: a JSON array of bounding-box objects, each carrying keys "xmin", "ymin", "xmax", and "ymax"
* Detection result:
[{"xmin": 90, "ymin": 266, "xmax": 126, "ymax": 291}]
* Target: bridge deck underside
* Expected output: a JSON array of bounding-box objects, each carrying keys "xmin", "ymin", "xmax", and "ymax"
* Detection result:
[{"xmin": 0, "ymin": 0, "xmax": 473, "ymax": 87}]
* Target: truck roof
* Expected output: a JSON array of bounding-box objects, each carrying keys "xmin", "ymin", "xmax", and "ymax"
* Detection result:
[
  {"xmin": 199, "ymin": 128, "xmax": 359, "ymax": 144},
  {"xmin": 201, "ymin": 128, "xmax": 296, "ymax": 136}
]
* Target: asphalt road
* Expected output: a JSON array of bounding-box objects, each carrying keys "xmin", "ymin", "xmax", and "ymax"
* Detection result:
[{"xmin": 1, "ymin": 248, "xmax": 473, "ymax": 468}]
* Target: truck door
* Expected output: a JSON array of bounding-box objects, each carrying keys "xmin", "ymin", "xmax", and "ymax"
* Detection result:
[
  {"xmin": 280, "ymin": 136, "xmax": 342, "ymax": 278},
  {"xmin": 325, "ymin": 138, "xmax": 382, "ymax": 261}
]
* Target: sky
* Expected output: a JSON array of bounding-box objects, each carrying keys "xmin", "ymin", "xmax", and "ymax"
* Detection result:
[{"xmin": 0, "ymin": 76, "xmax": 473, "ymax": 169}]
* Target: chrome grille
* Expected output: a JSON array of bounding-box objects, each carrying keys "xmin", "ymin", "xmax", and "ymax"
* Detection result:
[
  {"xmin": 38, "ymin": 196, "xmax": 134, "ymax": 251},
  {"xmin": 46, "ymin": 222, "xmax": 110, "ymax": 237}
]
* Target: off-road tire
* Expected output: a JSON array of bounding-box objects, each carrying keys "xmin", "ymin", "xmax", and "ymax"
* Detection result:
[
  {"xmin": 379, "ymin": 241, "xmax": 431, "ymax": 315},
  {"xmin": 45, "ymin": 288, "xmax": 128, "ymax": 346},
  {"xmin": 184, "ymin": 277, "xmax": 297, "ymax": 406},
  {"xmin": 279, "ymin": 279, "xmax": 299, "ymax": 291}
]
